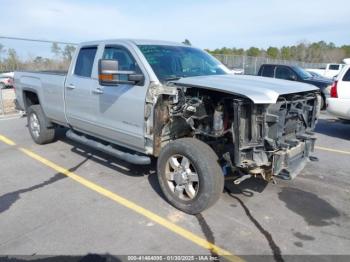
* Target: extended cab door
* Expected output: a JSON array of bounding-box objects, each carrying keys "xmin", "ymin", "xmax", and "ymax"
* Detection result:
[
  {"xmin": 87, "ymin": 44, "xmax": 149, "ymax": 152},
  {"xmin": 65, "ymin": 46, "xmax": 98, "ymax": 132}
]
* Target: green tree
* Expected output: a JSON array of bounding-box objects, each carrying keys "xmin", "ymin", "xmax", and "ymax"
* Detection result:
[
  {"xmin": 6, "ymin": 48, "xmax": 20, "ymax": 70},
  {"xmin": 182, "ymin": 39, "xmax": 192, "ymax": 46},
  {"xmin": 51, "ymin": 42, "xmax": 61, "ymax": 58},
  {"xmin": 62, "ymin": 45, "xmax": 76, "ymax": 61},
  {"xmin": 246, "ymin": 47, "xmax": 260, "ymax": 57},
  {"xmin": 34, "ymin": 56, "xmax": 43, "ymax": 64},
  {"xmin": 0, "ymin": 43, "xmax": 5, "ymax": 65},
  {"xmin": 295, "ymin": 42, "xmax": 308, "ymax": 61},
  {"xmin": 266, "ymin": 47, "xmax": 279, "ymax": 59},
  {"xmin": 234, "ymin": 48, "xmax": 245, "ymax": 55},
  {"xmin": 0, "ymin": 43, "xmax": 4, "ymax": 57},
  {"xmin": 341, "ymin": 45, "xmax": 350, "ymax": 57}
]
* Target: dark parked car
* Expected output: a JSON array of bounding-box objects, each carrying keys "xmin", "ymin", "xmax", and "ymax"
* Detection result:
[{"xmin": 258, "ymin": 64, "xmax": 332, "ymax": 109}]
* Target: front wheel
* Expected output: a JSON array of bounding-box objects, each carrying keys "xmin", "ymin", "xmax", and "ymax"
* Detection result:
[{"xmin": 157, "ymin": 138, "xmax": 224, "ymax": 214}]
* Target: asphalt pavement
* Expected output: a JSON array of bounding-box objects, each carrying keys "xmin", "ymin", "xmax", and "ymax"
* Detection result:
[{"xmin": 0, "ymin": 112, "xmax": 349, "ymax": 261}]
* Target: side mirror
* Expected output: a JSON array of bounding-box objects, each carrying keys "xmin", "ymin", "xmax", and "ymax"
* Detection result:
[
  {"xmin": 98, "ymin": 59, "xmax": 144, "ymax": 85},
  {"xmin": 98, "ymin": 59, "xmax": 119, "ymax": 85},
  {"xmin": 100, "ymin": 59, "xmax": 119, "ymax": 75}
]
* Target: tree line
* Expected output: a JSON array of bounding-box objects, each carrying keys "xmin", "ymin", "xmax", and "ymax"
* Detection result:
[
  {"xmin": 0, "ymin": 42, "xmax": 76, "ymax": 72},
  {"xmin": 1, "ymin": 40, "xmax": 349, "ymax": 72},
  {"xmin": 206, "ymin": 41, "xmax": 350, "ymax": 63}
]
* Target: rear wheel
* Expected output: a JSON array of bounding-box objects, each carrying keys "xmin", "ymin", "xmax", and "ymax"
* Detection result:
[
  {"xmin": 27, "ymin": 105, "xmax": 55, "ymax": 144},
  {"xmin": 157, "ymin": 138, "xmax": 224, "ymax": 214}
]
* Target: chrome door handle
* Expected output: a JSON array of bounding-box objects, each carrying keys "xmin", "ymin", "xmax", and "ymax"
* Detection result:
[
  {"xmin": 66, "ymin": 84, "xmax": 75, "ymax": 89},
  {"xmin": 92, "ymin": 88, "xmax": 104, "ymax": 94}
]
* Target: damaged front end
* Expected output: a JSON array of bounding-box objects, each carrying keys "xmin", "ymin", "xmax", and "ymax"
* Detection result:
[
  {"xmin": 150, "ymin": 81, "xmax": 321, "ymax": 184},
  {"xmin": 232, "ymin": 92, "xmax": 320, "ymax": 182}
]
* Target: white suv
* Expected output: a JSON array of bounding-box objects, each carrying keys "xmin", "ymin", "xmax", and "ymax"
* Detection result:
[{"xmin": 327, "ymin": 64, "xmax": 350, "ymax": 121}]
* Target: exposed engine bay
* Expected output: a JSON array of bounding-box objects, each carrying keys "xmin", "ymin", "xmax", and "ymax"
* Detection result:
[{"xmin": 150, "ymin": 84, "xmax": 321, "ymax": 183}]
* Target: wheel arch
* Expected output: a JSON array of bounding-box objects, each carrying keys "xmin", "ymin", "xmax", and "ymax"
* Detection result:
[{"xmin": 23, "ymin": 88, "xmax": 41, "ymax": 110}]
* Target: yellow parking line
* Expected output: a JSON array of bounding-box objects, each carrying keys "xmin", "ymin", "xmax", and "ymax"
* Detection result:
[
  {"xmin": 315, "ymin": 146, "xmax": 350, "ymax": 156},
  {"xmin": 0, "ymin": 135, "xmax": 16, "ymax": 146},
  {"xmin": 0, "ymin": 135, "xmax": 242, "ymax": 262}
]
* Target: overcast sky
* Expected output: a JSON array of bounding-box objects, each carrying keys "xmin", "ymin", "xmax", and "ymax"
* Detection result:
[{"xmin": 0, "ymin": 0, "xmax": 349, "ymax": 57}]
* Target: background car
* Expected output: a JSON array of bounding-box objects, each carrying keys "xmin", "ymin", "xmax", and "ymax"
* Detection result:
[
  {"xmin": 231, "ymin": 68, "xmax": 244, "ymax": 74},
  {"xmin": 306, "ymin": 63, "xmax": 345, "ymax": 79},
  {"xmin": 327, "ymin": 64, "xmax": 350, "ymax": 121},
  {"xmin": 0, "ymin": 72, "xmax": 14, "ymax": 89},
  {"xmin": 307, "ymin": 70, "xmax": 330, "ymax": 80},
  {"xmin": 258, "ymin": 64, "xmax": 333, "ymax": 109}
]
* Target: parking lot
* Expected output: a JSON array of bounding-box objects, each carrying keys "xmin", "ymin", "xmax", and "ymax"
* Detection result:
[
  {"xmin": 0, "ymin": 111, "xmax": 350, "ymax": 261},
  {"xmin": 0, "ymin": 88, "xmax": 16, "ymax": 115}
]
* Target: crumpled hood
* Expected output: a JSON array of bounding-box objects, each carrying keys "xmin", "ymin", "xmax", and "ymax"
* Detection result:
[{"xmin": 172, "ymin": 74, "xmax": 318, "ymax": 104}]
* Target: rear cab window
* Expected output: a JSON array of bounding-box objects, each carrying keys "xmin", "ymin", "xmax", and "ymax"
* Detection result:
[
  {"xmin": 329, "ymin": 64, "xmax": 340, "ymax": 70},
  {"xmin": 74, "ymin": 46, "xmax": 98, "ymax": 77}
]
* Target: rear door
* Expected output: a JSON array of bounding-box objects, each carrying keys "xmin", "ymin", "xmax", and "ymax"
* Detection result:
[{"xmin": 65, "ymin": 46, "xmax": 98, "ymax": 132}]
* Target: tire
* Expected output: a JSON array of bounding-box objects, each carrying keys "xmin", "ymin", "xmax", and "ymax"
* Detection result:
[
  {"xmin": 27, "ymin": 105, "xmax": 55, "ymax": 144},
  {"xmin": 157, "ymin": 138, "xmax": 224, "ymax": 214}
]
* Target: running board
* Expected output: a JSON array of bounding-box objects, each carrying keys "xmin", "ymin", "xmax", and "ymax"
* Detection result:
[{"xmin": 66, "ymin": 130, "xmax": 151, "ymax": 165}]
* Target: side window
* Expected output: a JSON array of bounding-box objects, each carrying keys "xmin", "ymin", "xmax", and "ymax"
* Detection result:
[
  {"xmin": 342, "ymin": 68, "xmax": 350, "ymax": 82},
  {"xmin": 275, "ymin": 67, "xmax": 295, "ymax": 80},
  {"xmin": 103, "ymin": 46, "xmax": 137, "ymax": 71},
  {"xmin": 74, "ymin": 46, "xmax": 97, "ymax": 77},
  {"xmin": 261, "ymin": 65, "xmax": 275, "ymax": 77}
]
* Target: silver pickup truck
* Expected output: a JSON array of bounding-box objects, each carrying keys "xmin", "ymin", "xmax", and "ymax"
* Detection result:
[{"xmin": 15, "ymin": 39, "xmax": 321, "ymax": 214}]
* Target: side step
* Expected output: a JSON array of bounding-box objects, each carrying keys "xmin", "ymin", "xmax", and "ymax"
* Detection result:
[{"xmin": 66, "ymin": 130, "xmax": 151, "ymax": 165}]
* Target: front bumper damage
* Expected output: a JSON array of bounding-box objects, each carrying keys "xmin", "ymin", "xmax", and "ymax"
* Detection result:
[
  {"xmin": 272, "ymin": 137, "xmax": 316, "ymax": 180},
  {"xmin": 231, "ymin": 92, "xmax": 320, "ymax": 181}
]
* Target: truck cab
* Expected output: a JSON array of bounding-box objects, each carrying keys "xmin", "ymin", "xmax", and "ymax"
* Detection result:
[{"xmin": 63, "ymin": 41, "xmax": 152, "ymax": 152}]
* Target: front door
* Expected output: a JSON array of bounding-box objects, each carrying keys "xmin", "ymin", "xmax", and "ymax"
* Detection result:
[{"xmin": 88, "ymin": 45, "xmax": 148, "ymax": 152}]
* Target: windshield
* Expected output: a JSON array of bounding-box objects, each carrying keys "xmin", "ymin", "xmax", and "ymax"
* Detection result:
[
  {"xmin": 293, "ymin": 66, "xmax": 313, "ymax": 80},
  {"xmin": 138, "ymin": 45, "xmax": 230, "ymax": 81}
]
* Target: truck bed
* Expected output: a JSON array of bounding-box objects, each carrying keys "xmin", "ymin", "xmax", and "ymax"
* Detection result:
[{"xmin": 14, "ymin": 71, "xmax": 67, "ymax": 124}]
